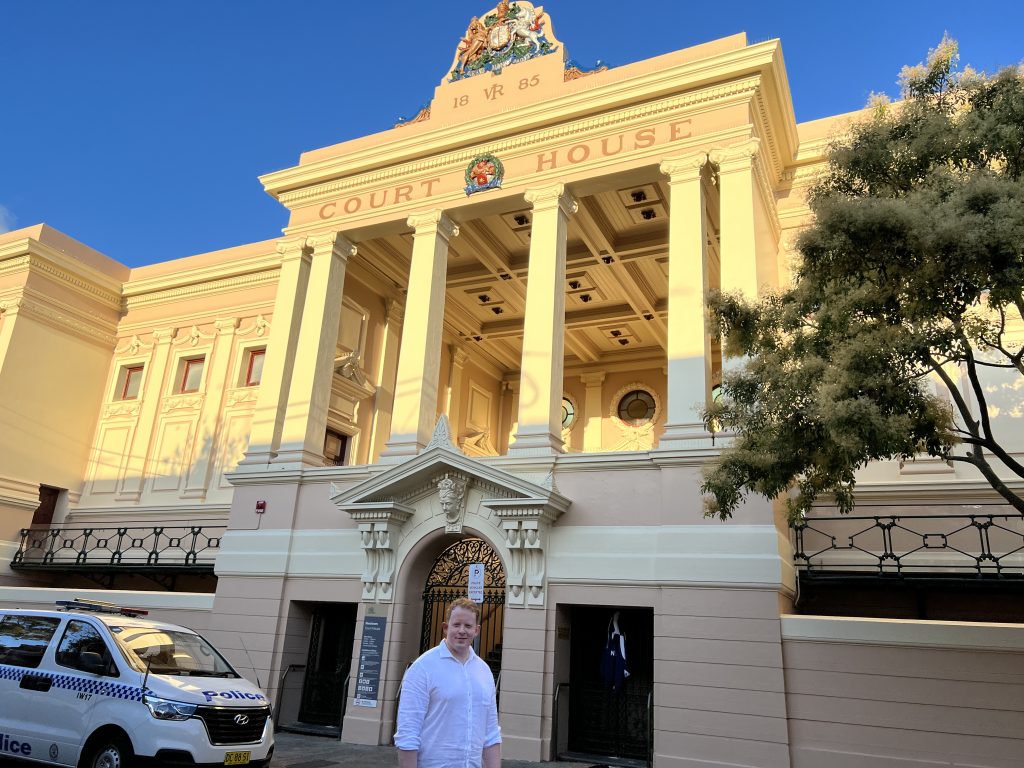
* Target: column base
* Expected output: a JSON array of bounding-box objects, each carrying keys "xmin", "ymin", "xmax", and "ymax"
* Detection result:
[
  {"xmin": 271, "ymin": 446, "xmax": 326, "ymax": 468},
  {"xmin": 656, "ymin": 422, "xmax": 718, "ymax": 451},
  {"xmin": 507, "ymin": 430, "xmax": 564, "ymax": 456},
  {"xmin": 378, "ymin": 439, "xmax": 425, "ymax": 464}
]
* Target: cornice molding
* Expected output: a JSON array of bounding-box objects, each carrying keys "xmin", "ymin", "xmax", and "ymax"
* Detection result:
[
  {"xmin": 0, "ymin": 251, "xmax": 122, "ymax": 311},
  {"xmin": 122, "ymin": 269, "xmax": 279, "ymax": 311},
  {"xmin": 0, "ymin": 290, "xmax": 118, "ymax": 347},
  {"xmin": 274, "ymin": 78, "xmax": 763, "ymax": 210}
]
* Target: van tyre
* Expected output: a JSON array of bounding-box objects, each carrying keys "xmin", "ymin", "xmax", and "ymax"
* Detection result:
[{"xmin": 81, "ymin": 733, "xmax": 132, "ymax": 768}]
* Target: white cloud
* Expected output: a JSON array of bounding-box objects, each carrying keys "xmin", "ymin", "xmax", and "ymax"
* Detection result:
[{"xmin": 0, "ymin": 205, "xmax": 15, "ymax": 233}]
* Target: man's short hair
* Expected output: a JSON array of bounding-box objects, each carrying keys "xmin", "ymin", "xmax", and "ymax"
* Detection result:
[{"xmin": 447, "ymin": 597, "xmax": 481, "ymax": 623}]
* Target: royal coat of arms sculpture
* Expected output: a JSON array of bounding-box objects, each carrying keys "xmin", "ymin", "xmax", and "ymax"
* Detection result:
[
  {"xmin": 451, "ymin": 1, "xmax": 557, "ymax": 81},
  {"xmin": 464, "ymin": 153, "xmax": 504, "ymax": 195}
]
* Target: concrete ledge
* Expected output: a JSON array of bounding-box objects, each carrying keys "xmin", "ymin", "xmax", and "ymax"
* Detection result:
[
  {"xmin": 0, "ymin": 585, "xmax": 215, "ymax": 611},
  {"xmin": 781, "ymin": 614, "xmax": 1024, "ymax": 651}
]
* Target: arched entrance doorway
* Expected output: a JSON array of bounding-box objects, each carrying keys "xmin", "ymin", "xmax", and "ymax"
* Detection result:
[{"xmin": 419, "ymin": 537, "xmax": 505, "ymax": 679}]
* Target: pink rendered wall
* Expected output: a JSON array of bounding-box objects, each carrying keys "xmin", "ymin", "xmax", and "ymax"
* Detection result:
[{"xmin": 783, "ymin": 636, "xmax": 1024, "ymax": 767}]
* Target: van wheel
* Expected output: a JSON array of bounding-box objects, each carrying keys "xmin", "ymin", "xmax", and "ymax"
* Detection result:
[{"xmin": 82, "ymin": 733, "xmax": 132, "ymax": 768}]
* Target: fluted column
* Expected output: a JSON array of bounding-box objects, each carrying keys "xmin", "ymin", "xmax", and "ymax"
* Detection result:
[
  {"xmin": 240, "ymin": 237, "xmax": 312, "ymax": 466},
  {"xmin": 275, "ymin": 231, "xmax": 356, "ymax": 466},
  {"xmin": 509, "ymin": 184, "xmax": 578, "ymax": 456},
  {"xmin": 659, "ymin": 152, "xmax": 714, "ymax": 446},
  {"xmin": 381, "ymin": 211, "xmax": 459, "ymax": 460}
]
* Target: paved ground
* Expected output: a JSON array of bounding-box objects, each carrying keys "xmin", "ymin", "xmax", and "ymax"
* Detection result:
[
  {"xmin": 272, "ymin": 731, "xmax": 600, "ymax": 767},
  {"xmin": 0, "ymin": 732, "xmax": 601, "ymax": 767}
]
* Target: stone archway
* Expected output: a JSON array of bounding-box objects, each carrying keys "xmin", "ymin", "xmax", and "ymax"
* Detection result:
[{"xmin": 419, "ymin": 536, "xmax": 505, "ymax": 678}]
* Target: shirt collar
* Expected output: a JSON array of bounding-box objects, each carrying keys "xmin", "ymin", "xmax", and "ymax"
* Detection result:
[{"xmin": 438, "ymin": 640, "xmax": 476, "ymax": 662}]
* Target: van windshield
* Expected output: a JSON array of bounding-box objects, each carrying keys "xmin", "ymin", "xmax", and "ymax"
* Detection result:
[{"xmin": 110, "ymin": 625, "xmax": 239, "ymax": 678}]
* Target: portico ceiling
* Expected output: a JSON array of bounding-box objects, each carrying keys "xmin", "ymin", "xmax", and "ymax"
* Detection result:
[{"xmin": 353, "ymin": 168, "xmax": 722, "ymax": 375}]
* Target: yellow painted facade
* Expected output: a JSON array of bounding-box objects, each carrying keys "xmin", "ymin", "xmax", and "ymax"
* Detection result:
[{"xmin": 2, "ymin": 8, "xmax": 1023, "ymax": 766}]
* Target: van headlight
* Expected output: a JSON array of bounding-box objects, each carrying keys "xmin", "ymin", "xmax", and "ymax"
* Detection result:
[{"xmin": 143, "ymin": 694, "xmax": 197, "ymax": 721}]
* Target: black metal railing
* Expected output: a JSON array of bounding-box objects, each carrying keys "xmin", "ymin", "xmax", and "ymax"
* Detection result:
[
  {"xmin": 11, "ymin": 524, "xmax": 225, "ymax": 571},
  {"xmin": 793, "ymin": 513, "xmax": 1024, "ymax": 578}
]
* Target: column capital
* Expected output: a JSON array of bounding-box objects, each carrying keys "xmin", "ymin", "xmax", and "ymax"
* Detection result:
[
  {"xmin": 524, "ymin": 183, "xmax": 579, "ymax": 216},
  {"xmin": 214, "ymin": 318, "xmax": 240, "ymax": 334},
  {"xmin": 275, "ymin": 236, "xmax": 310, "ymax": 262},
  {"xmin": 308, "ymin": 230, "xmax": 357, "ymax": 261},
  {"xmin": 580, "ymin": 372, "xmax": 606, "ymax": 387},
  {"xmin": 660, "ymin": 151, "xmax": 710, "ymax": 182},
  {"xmin": 450, "ymin": 344, "xmax": 470, "ymax": 368},
  {"xmin": 407, "ymin": 210, "xmax": 459, "ymax": 242},
  {"xmin": 709, "ymin": 138, "xmax": 761, "ymax": 173},
  {"xmin": 384, "ymin": 297, "xmax": 404, "ymax": 324}
]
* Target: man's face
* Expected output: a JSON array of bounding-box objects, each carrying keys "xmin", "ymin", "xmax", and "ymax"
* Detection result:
[{"xmin": 443, "ymin": 606, "xmax": 480, "ymax": 654}]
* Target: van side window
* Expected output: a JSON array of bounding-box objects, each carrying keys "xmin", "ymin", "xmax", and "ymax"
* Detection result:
[
  {"xmin": 56, "ymin": 620, "xmax": 116, "ymax": 676},
  {"xmin": 0, "ymin": 615, "xmax": 61, "ymax": 668}
]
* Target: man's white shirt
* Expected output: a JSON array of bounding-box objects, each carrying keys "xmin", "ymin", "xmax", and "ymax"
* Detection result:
[{"xmin": 395, "ymin": 641, "xmax": 501, "ymax": 768}]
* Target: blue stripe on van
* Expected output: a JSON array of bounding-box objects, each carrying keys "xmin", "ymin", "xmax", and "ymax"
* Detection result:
[{"xmin": 0, "ymin": 664, "xmax": 144, "ymax": 701}]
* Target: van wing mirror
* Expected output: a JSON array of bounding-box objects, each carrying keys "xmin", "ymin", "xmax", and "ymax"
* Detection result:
[{"xmin": 79, "ymin": 651, "xmax": 107, "ymax": 675}]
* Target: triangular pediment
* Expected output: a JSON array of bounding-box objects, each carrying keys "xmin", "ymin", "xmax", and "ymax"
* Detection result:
[{"xmin": 331, "ymin": 428, "xmax": 566, "ymax": 511}]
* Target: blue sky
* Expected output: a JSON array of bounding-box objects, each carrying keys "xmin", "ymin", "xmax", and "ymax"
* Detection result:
[{"xmin": 3, "ymin": 1, "xmax": 1022, "ymax": 268}]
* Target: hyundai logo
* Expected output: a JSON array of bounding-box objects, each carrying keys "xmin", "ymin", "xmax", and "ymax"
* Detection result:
[{"xmin": 233, "ymin": 714, "xmax": 250, "ymax": 726}]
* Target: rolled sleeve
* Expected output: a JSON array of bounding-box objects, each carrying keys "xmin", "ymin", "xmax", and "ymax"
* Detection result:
[
  {"xmin": 394, "ymin": 663, "xmax": 428, "ymax": 751},
  {"xmin": 482, "ymin": 672, "xmax": 501, "ymax": 748}
]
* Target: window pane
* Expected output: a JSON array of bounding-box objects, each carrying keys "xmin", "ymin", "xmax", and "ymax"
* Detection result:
[
  {"xmin": 123, "ymin": 366, "xmax": 143, "ymax": 400},
  {"xmin": 181, "ymin": 358, "xmax": 204, "ymax": 392},
  {"xmin": 0, "ymin": 615, "xmax": 60, "ymax": 668},
  {"xmin": 56, "ymin": 620, "xmax": 114, "ymax": 675},
  {"xmin": 246, "ymin": 349, "xmax": 265, "ymax": 386}
]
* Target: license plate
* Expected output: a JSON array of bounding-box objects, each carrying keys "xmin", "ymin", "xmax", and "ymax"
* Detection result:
[{"xmin": 224, "ymin": 752, "xmax": 251, "ymax": 765}]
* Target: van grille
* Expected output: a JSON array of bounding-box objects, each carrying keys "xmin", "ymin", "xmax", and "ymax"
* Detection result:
[{"xmin": 194, "ymin": 705, "xmax": 270, "ymax": 745}]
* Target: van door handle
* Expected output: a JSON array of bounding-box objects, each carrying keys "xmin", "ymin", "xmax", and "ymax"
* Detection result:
[{"xmin": 19, "ymin": 673, "xmax": 52, "ymax": 692}]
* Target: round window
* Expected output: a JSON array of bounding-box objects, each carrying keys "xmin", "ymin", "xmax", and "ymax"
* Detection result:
[
  {"xmin": 617, "ymin": 390, "xmax": 656, "ymax": 427},
  {"xmin": 561, "ymin": 396, "xmax": 576, "ymax": 429}
]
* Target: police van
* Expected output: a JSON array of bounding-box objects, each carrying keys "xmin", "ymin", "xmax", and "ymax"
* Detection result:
[{"xmin": 0, "ymin": 599, "xmax": 274, "ymax": 767}]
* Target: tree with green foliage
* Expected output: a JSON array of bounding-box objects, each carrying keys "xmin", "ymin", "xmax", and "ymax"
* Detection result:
[{"xmin": 702, "ymin": 39, "xmax": 1024, "ymax": 522}]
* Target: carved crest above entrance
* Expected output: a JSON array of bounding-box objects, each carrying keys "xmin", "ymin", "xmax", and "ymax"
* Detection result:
[
  {"xmin": 332, "ymin": 417, "xmax": 569, "ymax": 607},
  {"xmin": 449, "ymin": 2, "xmax": 560, "ymax": 82}
]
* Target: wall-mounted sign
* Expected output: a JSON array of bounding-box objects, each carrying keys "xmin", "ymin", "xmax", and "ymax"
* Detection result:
[
  {"xmin": 353, "ymin": 615, "xmax": 387, "ymax": 708},
  {"xmin": 468, "ymin": 562, "xmax": 485, "ymax": 602}
]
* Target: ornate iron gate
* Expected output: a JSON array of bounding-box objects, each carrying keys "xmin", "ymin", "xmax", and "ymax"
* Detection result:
[{"xmin": 420, "ymin": 537, "xmax": 505, "ymax": 679}]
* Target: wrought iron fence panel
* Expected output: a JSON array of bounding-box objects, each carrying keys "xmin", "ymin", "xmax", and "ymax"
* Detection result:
[
  {"xmin": 792, "ymin": 513, "xmax": 1024, "ymax": 577},
  {"xmin": 12, "ymin": 524, "xmax": 225, "ymax": 569}
]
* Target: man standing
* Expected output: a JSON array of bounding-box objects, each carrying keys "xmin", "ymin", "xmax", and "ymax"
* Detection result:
[{"xmin": 395, "ymin": 598, "xmax": 501, "ymax": 768}]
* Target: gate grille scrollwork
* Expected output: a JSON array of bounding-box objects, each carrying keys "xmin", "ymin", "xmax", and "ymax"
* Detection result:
[{"xmin": 420, "ymin": 538, "xmax": 505, "ymax": 680}]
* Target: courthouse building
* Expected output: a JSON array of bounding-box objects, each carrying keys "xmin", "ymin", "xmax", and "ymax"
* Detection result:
[{"xmin": 2, "ymin": 5, "xmax": 1023, "ymax": 767}]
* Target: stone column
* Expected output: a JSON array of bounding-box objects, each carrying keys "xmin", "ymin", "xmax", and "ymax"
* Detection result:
[
  {"xmin": 509, "ymin": 184, "xmax": 578, "ymax": 456},
  {"xmin": 659, "ymin": 152, "xmax": 714, "ymax": 446},
  {"xmin": 118, "ymin": 327, "xmax": 177, "ymax": 501},
  {"xmin": 580, "ymin": 372, "xmax": 605, "ymax": 452},
  {"xmin": 275, "ymin": 231, "xmax": 356, "ymax": 466},
  {"xmin": 445, "ymin": 344, "xmax": 470, "ymax": 426},
  {"xmin": 183, "ymin": 317, "xmax": 239, "ymax": 498},
  {"xmin": 240, "ymin": 237, "xmax": 312, "ymax": 466},
  {"xmin": 711, "ymin": 138, "xmax": 762, "ymax": 301},
  {"xmin": 381, "ymin": 211, "xmax": 458, "ymax": 460},
  {"xmin": 366, "ymin": 299, "xmax": 403, "ymax": 462}
]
